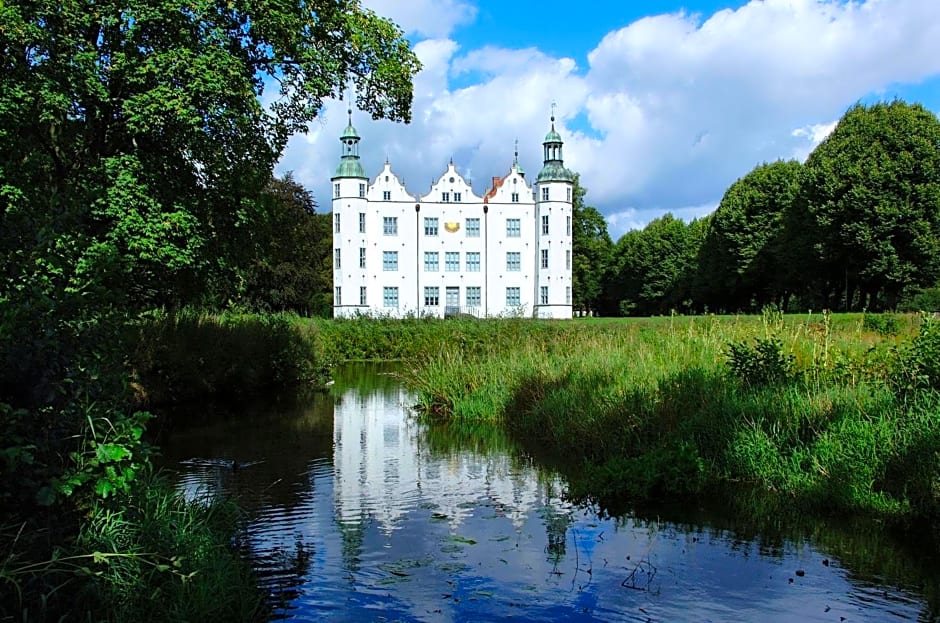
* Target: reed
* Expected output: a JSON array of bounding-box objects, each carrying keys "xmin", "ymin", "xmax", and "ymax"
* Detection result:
[{"xmin": 403, "ymin": 312, "xmax": 940, "ymax": 522}]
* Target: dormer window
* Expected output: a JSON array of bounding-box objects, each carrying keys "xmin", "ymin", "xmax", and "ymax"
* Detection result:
[
  {"xmin": 442, "ymin": 192, "xmax": 450, "ymax": 203},
  {"xmin": 511, "ymin": 192, "xmax": 519, "ymax": 203},
  {"xmin": 383, "ymin": 191, "xmax": 391, "ymax": 201},
  {"xmin": 454, "ymin": 192, "xmax": 462, "ymax": 202}
]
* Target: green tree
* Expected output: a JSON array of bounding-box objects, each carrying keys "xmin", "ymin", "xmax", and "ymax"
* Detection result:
[
  {"xmin": 571, "ymin": 176, "xmax": 613, "ymax": 315},
  {"xmin": 1, "ymin": 0, "xmax": 419, "ymax": 314},
  {"xmin": 0, "ymin": 1, "xmax": 419, "ymax": 606},
  {"xmin": 241, "ymin": 173, "xmax": 333, "ymax": 315},
  {"xmin": 793, "ymin": 101, "xmax": 940, "ymax": 310},
  {"xmin": 696, "ymin": 160, "xmax": 801, "ymax": 312},
  {"xmin": 609, "ymin": 214, "xmax": 705, "ymax": 316}
]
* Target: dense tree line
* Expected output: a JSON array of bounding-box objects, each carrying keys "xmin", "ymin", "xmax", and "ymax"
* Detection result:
[{"xmin": 572, "ymin": 101, "xmax": 940, "ymax": 315}]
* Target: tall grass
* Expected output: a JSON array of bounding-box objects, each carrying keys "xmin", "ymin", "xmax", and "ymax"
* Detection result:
[
  {"xmin": 403, "ymin": 312, "xmax": 940, "ymax": 522},
  {"xmin": 1, "ymin": 472, "xmax": 265, "ymax": 622}
]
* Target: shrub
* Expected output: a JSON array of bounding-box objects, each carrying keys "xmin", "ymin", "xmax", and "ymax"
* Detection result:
[
  {"xmin": 863, "ymin": 313, "xmax": 902, "ymax": 336},
  {"xmin": 725, "ymin": 337, "xmax": 795, "ymax": 387}
]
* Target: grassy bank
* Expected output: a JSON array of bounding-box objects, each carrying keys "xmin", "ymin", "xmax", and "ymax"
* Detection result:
[
  {"xmin": 1, "ymin": 471, "xmax": 265, "ymax": 622},
  {"xmin": 403, "ymin": 312, "xmax": 940, "ymax": 523}
]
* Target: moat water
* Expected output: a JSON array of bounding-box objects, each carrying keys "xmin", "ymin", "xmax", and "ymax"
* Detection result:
[{"xmin": 160, "ymin": 363, "xmax": 939, "ymax": 622}]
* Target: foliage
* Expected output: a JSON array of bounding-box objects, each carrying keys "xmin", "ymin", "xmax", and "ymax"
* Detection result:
[
  {"xmin": 695, "ymin": 160, "xmax": 802, "ymax": 312},
  {"xmin": 1, "ymin": 474, "xmax": 264, "ymax": 622},
  {"xmin": 404, "ymin": 313, "xmax": 940, "ymax": 523},
  {"xmin": 862, "ymin": 312, "xmax": 902, "ymax": 336},
  {"xmin": 725, "ymin": 336, "xmax": 796, "ymax": 388},
  {"xmin": 132, "ymin": 309, "xmax": 327, "ymax": 405},
  {"xmin": 607, "ymin": 214, "xmax": 706, "ymax": 316},
  {"xmin": 571, "ymin": 176, "xmax": 613, "ymax": 314},
  {"xmin": 240, "ymin": 173, "xmax": 334, "ymax": 315},
  {"xmin": 597, "ymin": 100, "xmax": 940, "ymax": 316},
  {"xmin": 787, "ymin": 101, "xmax": 940, "ymax": 311},
  {"xmin": 899, "ymin": 286, "xmax": 940, "ymax": 313},
  {"xmin": 0, "ymin": 0, "xmax": 419, "ymax": 617}
]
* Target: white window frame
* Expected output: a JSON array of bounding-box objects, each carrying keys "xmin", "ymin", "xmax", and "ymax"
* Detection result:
[
  {"xmin": 466, "ymin": 252, "xmax": 480, "ymax": 272},
  {"xmin": 383, "ymin": 251, "xmax": 398, "ymax": 271},
  {"xmin": 424, "ymin": 251, "xmax": 439, "ymax": 272},
  {"xmin": 466, "ymin": 218, "xmax": 480, "ymax": 237}
]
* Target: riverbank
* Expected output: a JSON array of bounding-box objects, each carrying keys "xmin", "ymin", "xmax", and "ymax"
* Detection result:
[{"xmin": 403, "ymin": 311, "xmax": 940, "ymax": 526}]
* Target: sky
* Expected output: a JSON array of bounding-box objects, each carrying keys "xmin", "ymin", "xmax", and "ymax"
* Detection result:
[{"xmin": 276, "ymin": 0, "xmax": 940, "ymax": 240}]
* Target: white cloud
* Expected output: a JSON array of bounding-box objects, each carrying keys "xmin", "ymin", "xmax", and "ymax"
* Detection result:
[
  {"xmin": 362, "ymin": 0, "xmax": 476, "ymax": 38},
  {"xmin": 791, "ymin": 121, "xmax": 838, "ymax": 161},
  {"xmin": 278, "ymin": 0, "xmax": 940, "ymax": 236}
]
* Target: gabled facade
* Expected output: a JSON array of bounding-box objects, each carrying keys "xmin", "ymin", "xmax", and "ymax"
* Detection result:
[{"xmin": 331, "ymin": 110, "xmax": 574, "ymax": 319}]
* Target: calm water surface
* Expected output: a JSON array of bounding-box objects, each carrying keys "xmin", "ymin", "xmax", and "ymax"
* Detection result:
[{"xmin": 161, "ymin": 363, "xmax": 939, "ymax": 622}]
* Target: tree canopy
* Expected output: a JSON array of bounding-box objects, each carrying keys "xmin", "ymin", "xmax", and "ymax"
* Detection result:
[
  {"xmin": 795, "ymin": 101, "xmax": 940, "ymax": 310},
  {"xmin": 696, "ymin": 160, "xmax": 802, "ymax": 312},
  {"xmin": 571, "ymin": 176, "xmax": 613, "ymax": 314},
  {"xmin": 0, "ymin": 0, "xmax": 420, "ymax": 315}
]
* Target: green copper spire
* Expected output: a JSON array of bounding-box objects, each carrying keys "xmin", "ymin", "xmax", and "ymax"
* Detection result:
[
  {"xmin": 333, "ymin": 106, "xmax": 367, "ymax": 179},
  {"xmin": 537, "ymin": 105, "xmax": 574, "ymax": 183}
]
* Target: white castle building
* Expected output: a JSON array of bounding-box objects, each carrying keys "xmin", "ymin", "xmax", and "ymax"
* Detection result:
[{"xmin": 331, "ymin": 110, "xmax": 575, "ymax": 319}]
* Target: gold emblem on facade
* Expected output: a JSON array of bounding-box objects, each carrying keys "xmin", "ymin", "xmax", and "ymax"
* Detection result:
[{"xmin": 444, "ymin": 221, "xmax": 460, "ymax": 233}]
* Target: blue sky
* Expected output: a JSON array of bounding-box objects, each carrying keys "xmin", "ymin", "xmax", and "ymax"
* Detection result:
[{"xmin": 277, "ymin": 0, "xmax": 940, "ymax": 239}]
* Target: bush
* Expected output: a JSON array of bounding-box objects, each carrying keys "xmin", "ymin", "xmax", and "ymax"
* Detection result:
[
  {"xmin": 899, "ymin": 287, "xmax": 940, "ymax": 313},
  {"xmin": 725, "ymin": 337, "xmax": 796, "ymax": 387},
  {"xmin": 863, "ymin": 313, "xmax": 902, "ymax": 336}
]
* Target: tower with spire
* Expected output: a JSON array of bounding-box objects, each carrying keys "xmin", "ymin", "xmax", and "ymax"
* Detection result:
[
  {"xmin": 534, "ymin": 105, "xmax": 575, "ymax": 317},
  {"xmin": 331, "ymin": 105, "xmax": 573, "ymax": 319}
]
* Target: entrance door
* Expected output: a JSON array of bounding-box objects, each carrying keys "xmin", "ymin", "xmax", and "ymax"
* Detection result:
[{"xmin": 445, "ymin": 287, "xmax": 460, "ymax": 316}]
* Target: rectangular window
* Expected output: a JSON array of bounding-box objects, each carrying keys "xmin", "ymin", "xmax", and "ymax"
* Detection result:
[
  {"xmin": 424, "ymin": 286, "xmax": 440, "ymax": 307},
  {"xmin": 541, "ymin": 215, "xmax": 549, "ymax": 235},
  {"xmin": 333, "ymin": 183, "xmax": 340, "ymax": 198},
  {"xmin": 566, "ymin": 286, "xmax": 572, "ymax": 305},
  {"xmin": 542, "ymin": 187, "xmax": 549, "ymax": 201},
  {"xmin": 540, "ymin": 286, "xmax": 549, "ymax": 305},
  {"xmin": 511, "ymin": 192, "xmax": 519, "ymax": 203},
  {"xmin": 383, "ymin": 287, "xmax": 399, "ymax": 308},
  {"xmin": 441, "ymin": 192, "xmax": 450, "ymax": 203},
  {"xmin": 541, "ymin": 249, "xmax": 549, "ymax": 269},
  {"xmin": 466, "ymin": 252, "xmax": 480, "ymax": 272},
  {"xmin": 359, "ymin": 183, "xmax": 366, "ymax": 198},
  {"xmin": 360, "ymin": 286, "xmax": 367, "ymax": 306},
  {"xmin": 566, "ymin": 215, "xmax": 571, "ymax": 236},
  {"xmin": 383, "ymin": 216, "xmax": 398, "ymax": 236},
  {"xmin": 359, "ymin": 247, "xmax": 366, "ymax": 269},
  {"xmin": 567, "ymin": 187, "xmax": 572, "ymax": 202},
  {"xmin": 383, "ymin": 251, "xmax": 398, "ymax": 271},
  {"xmin": 335, "ymin": 286, "xmax": 341, "ymax": 305},
  {"xmin": 506, "ymin": 218, "xmax": 520, "ymax": 238},
  {"xmin": 445, "ymin": 252, "xmax": 459, "ymax": 272},
  {"xmin": 454, "ymin": 192, "xmax": 462, "ymax": 202},
  {"xmin": 382, "ymin": 190, "xmax": 391, "ymax": 201},
  {"xmin": 424, "ymin": 217, "xmax": 439, "ymax": 236},
  {"xmin": 359, "ymin": 212, "xmax": 366, "ymax": 233},
  {"xmin": 506, "ymin": 287, "xmax": 521, "ymax": 307},
  {"xmin": 466, "ymin": 286, "xmax": 481, "ymax": 307},
  {"xmin": 566, "ymin": 249, "xmax": 571, "ymax": 270},
  {"xmin": 506, "ymin": 251, "xmax": 521, "ymax": 272},
  {"xmin": 334, "ymin": 248, "xmax": 341, "ymax": 269},
  {"xmin": 466, "ymin": 218, "xmax": 480, "ymax": 237},
  {"xmin": 334, "ymin": 213, "xmax": 340, "ymax": 233},
  {"xmin": 424, "ymin": 251, "xmax": 439, "ymax": 272}
]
